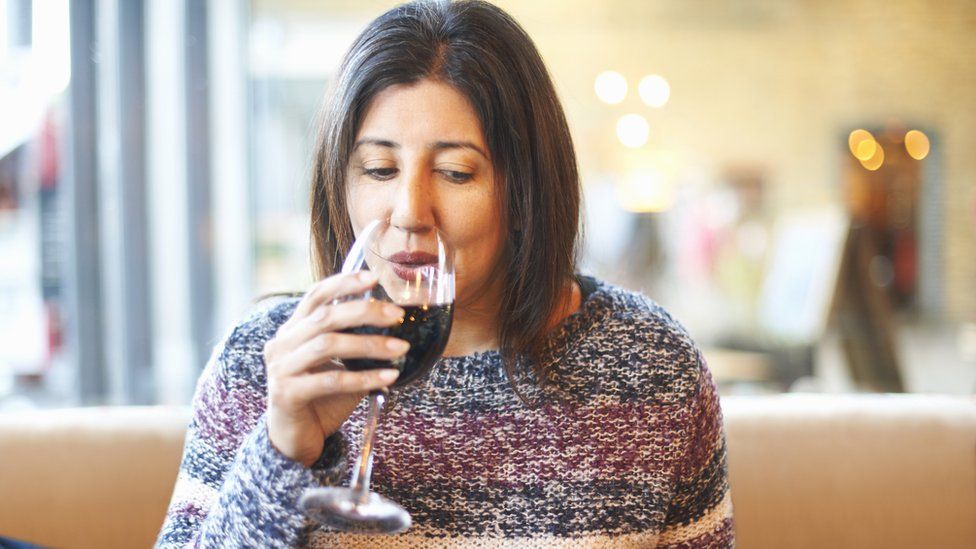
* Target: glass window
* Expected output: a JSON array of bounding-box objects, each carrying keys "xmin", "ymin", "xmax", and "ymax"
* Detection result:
[{"xmin": 0, "ymin": 0, "xmax": 70, "ymax": 410}]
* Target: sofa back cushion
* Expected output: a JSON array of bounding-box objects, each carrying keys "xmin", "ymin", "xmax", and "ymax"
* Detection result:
[{"xmin": 0, "ymin": 396, "xmax": 974, "ymax": 548}]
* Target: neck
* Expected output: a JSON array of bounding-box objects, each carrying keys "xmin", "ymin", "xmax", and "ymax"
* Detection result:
[
  {"xmin": 442, "ymin": 277, "xmax": 503, "ymax": 357},
  {"xmin": 441, "ymin": 276, "xmax": 582, "ymax": 358},
  {"xmin": 442, "ymin": 307, "xmax": 499, "ymax": 357}
]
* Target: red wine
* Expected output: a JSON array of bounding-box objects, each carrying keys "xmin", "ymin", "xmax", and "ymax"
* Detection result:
[{"xmin": 341, "ymin": 303, "xmax": 453, "ymax": 387}]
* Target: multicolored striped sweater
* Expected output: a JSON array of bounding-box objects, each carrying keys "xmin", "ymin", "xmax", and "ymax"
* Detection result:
[{"xmin": 156, "ymin": 278, "xmax": 734, "ymax": 547}]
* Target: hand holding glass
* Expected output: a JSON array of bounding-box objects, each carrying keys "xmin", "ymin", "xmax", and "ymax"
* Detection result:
[{"xmin": 299, "ymin": 218, "xmax": 454, "ymax": 534}]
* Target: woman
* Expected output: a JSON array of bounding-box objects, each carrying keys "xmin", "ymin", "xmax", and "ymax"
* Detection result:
[{"xmin": 157, "ymin": 1, "xmax": 734, "ymax": 547}]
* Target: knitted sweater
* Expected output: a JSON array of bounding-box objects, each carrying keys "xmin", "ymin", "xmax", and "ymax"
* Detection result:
[{"xmin": 156, "ymin": 279, "xmax": 734, "ymax": 547}]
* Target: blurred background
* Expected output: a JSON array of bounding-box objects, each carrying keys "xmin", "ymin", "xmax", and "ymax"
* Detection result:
[{"xmin": 1, "ymin": 0, "xmax": 974, "ymax": 410}]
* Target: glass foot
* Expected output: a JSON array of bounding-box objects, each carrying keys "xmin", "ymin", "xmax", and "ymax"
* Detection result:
[{"xmin": 300, "ymin": 487, "xmax": 412, "ymax": 534}]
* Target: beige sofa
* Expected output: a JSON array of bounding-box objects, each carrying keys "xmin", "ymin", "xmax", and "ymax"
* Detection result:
[{"xmin": 0, "ymin": 395, "xmax": 973, "ymax": 548}]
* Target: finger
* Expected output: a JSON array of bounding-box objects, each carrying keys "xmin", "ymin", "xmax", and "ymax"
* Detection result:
[
  {"xmin": 291, "ymin": 271, "xmax": 378, "ymax": 322},
  {"xmin": 289, "ymin": 368, "xmax": 400, "ymax": 403},
  {"xmin": 280, "ymin": 300, "xmax": 403, "ymax": 349},
  {"xmin": 274, "ymin": 332, "xmax": 410, "ymax": 377},
  {"xmin": 275, "ymin": 300, "xmax": 403, "ymax": 353}
]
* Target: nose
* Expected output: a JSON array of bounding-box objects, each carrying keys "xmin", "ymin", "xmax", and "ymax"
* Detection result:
[{"xmin": 389, "ymin": 164, "xmax": 435, "ymax": 234}]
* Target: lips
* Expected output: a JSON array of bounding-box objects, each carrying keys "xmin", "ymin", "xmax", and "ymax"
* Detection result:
[{"xmin": 388, "ymin": 251, "xmax": 439, "ymax": 281}]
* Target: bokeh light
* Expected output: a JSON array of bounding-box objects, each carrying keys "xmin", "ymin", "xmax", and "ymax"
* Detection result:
[
  {"xmin": 905, "ymin": 130, "xmax": 930, "ymax": 160},
  {"xmin": 616, "ymin": 169, "xmax": 675, "ymax": 213},
  {"xmin": 616, "ymin": 114, "xmax": 650, "ymax": 148},
  {"xmin": 855, "ymin": 138, "xmax": 878, "ymax": 161},
  {"xmin": 594, "ymin": 71, "xmax": 627, "ymax": 104},
  {"xmin": 848, "ymin": 129, "xmax": 875, "ymax": 159},
  {"xmin": 638, "ymin": 74, "xmax": 670, "ymax": 108},
  {"xmin": 860, "ymin": 141, "xmax": 885, "ymax": 170}
]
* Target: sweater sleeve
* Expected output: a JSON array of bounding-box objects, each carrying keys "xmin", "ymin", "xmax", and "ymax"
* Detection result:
[
  {"xmin": 656, "ymin": 353, "xmax": 735, "ymax": 548},
  {"xmin": 155, "ymin": 313, "xmax": 347, "ymax": 548}
]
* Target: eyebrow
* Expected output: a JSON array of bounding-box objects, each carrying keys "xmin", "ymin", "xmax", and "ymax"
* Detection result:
[
  {"xmin": 353, "ymin": 138, "xmax": 489, "ymax": 160},
  {"xmin": 431, "ymin": 140, "xmax": 490, "ymax": 160}
]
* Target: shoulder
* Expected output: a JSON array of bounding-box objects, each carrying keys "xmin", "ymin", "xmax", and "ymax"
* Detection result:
[
  {"xmin": 206, "ymin": 296, "xmax": 302, "ymax": 386},
  {"xmin": 222, "ymin": 296, "xmax": 301, "ymax": 353},
  {"xmin": 595, "ymin": 280, "xmax": 697, "ymax": 356},
  {"xmin": 558, "ymin": 279, "xmax": 704, "ymax": 406},
  {"xmin": 186, "ymin": 296, "xmax": 302, "ymax": 441}
]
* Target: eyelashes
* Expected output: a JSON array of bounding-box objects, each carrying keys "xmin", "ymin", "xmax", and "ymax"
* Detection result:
[
  {"xmin": 361, "ymin": 167, "xmax": 474, "ymax": 184},
  {"xmin": 439, "ymin": 170, "xmax": 474, "ymax": 183},
  {"xmin": 363, "ymin": 167, "xmax": 398, "ymax": 181}
]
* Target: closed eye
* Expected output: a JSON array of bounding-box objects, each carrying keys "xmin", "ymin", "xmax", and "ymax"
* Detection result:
[
  {"xmin": 363, "ymin": 167, "xmax": 398, "ymax": 181},
  {"xmin": 438, "ymin": 170, "xmax": 474, "ymax": 184}
]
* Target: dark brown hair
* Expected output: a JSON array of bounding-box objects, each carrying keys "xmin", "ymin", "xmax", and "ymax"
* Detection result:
[{"xmin": 309, "ymin": 0, "xmax": 581, "ymax": 388}]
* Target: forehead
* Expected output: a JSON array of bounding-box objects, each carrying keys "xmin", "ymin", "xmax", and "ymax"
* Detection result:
[{"xmin": 356, "ymin": 79, "xmax": 488, "ymax": 149}]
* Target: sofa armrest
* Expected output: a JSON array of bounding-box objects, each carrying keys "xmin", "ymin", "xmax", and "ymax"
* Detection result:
[
  {"xmin": 0, "ymin": 406, "xmax": 191, "ymax": 549},
  {"xmin": 722, "ymin": 394, "xmax": 976, "ymax": 549}
]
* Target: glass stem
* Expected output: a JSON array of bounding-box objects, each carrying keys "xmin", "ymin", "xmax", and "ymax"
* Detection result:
[{"xmin": 350, "ymin": 389, "xmax": 386, "ymax": 505}]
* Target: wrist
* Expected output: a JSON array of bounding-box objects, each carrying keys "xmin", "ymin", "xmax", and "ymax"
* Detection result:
[{"xmin": 266, "ymin": 418, "xmax": 324, "ymax": 467}]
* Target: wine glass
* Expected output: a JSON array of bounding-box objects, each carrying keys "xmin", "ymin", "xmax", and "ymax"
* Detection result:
[{"xmin": 299, "ymin": 218, "xmax": 455, "ymax": 534}]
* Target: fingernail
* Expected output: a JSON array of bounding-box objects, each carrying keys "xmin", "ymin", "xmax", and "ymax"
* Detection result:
[
  {"xmin": 378, "ymin": 369, "xmax": 400, "ymax": 382},
  {"xmin": 383, "ymin": 304, "xmax": 404, "ymax": 319},
  {"xmin": 386, "ymin": 338, "xmax": 410, "ymax": 353},
  {"xmin": 358, "ymin": 271, "xmax": 377, "ymax": 283}
]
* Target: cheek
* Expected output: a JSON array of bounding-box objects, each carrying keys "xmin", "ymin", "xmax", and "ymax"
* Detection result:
[
  {"xmin": 446, "ymin": 192, "xmax": 506, "ymax": 289},
  {"xmin": 346, "ymin": 184, "xmax": 389, "ymax": 233}
]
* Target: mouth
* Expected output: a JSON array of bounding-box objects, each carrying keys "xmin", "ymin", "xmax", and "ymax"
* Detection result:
[{"xmin": 387, "ymin": 251, "xmax": 439, "ymax": 281}]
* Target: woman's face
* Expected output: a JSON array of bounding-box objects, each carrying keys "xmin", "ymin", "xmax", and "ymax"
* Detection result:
[{"xmin": 346, "ymin": 78, "xmax": 505, "ymax": 310}]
